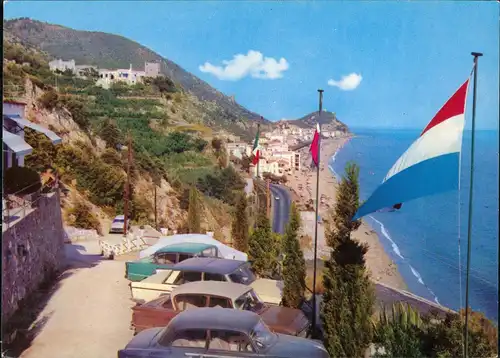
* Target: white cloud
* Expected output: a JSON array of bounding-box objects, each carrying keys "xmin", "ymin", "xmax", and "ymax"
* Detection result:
[
  {"xmin": 199, "ymin": 50, "xmax": 289, "ymax": 81},
  {"xmin": 327, "ymin": 73, "xmax": 363, "ymax": 91}
]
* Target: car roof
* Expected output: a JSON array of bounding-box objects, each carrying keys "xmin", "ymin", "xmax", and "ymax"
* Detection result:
[
  {"xmin": 171, "ymin": 281, "xmax": 251, "ymax": 300},
  {"xmin": 168, "ymin": 307, "xmax": 260, "ymax": 333},
  {"xmin": 173, "ymin": 257, "xmax": 245, "ymax": 274},
  {"xmin": 155, "ymin": 242, "xmax": 216, "ymax": 254},
  {"xmin": 114, "ymin": 215, "xmax": 125, "ymax": 220}
]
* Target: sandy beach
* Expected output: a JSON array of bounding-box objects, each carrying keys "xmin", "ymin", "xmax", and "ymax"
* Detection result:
[{"xmin": 286, "ymin": 137, "xmax": 407, "ymax": 290}]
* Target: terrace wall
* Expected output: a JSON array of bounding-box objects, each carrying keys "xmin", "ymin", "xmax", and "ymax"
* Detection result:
[{"xmin": 2, "ymin": 191, "xmax": 65, "ymax": 323}]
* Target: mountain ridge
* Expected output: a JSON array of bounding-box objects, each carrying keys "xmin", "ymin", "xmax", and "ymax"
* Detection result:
[{"xmin": 3, "ymin": 17, "xmax": 269, "ymax": 127}]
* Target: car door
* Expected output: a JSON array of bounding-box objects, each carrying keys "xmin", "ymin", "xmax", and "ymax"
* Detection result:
[{"xmin": 204, "ymin": 329, "xmax": 259, "ymax": 358}]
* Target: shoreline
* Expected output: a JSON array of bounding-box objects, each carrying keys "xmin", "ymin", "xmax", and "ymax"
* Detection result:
[{"xmin": 286, "ymin": 136, "xmax": 407, "ymax": 291}]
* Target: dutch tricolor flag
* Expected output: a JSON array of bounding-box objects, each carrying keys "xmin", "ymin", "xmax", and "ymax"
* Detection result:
[{"xmin": 353, "ymin": 79, "xmax": 470, "ymax": 220}]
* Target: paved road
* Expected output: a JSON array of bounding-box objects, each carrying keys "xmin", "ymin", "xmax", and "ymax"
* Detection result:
[
  {"xmin": 269, "ymin": 184, "xmax": 292, "ymax": 234},
  {"xmin": 19, "ymin": 241, "xmax": 134, "ymax": 358}
]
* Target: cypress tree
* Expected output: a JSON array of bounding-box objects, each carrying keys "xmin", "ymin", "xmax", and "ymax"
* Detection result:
[
  {"xmin": 281, "ymin": 202, "xmax": 307, "ymax": 308},
  {"xmin": 248, "ymin": 210, "xmax": 276, "ymax": 277},
  {"xmin": 321, "ymin": 162, "xmax": 375, "ymax": 357},
  {"xmin": 187, "ymin": 187, "xmax": 201, "ymax": 233},
  {"xmin": 231, "ymin": 193, "xmax": 249, "ymax": 252}
]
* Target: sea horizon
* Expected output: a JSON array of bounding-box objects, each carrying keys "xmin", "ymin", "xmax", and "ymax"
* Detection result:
[{"xmin": 330, "ymin": 127, "xmax": 499, "ymax": 322}]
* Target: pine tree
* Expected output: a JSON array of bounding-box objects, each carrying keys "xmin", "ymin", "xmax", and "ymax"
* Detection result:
[
  {"xmin": 231, "ymin": 193, "xmax": 249, "ymax": 252},
  {"xmin": 281, "ymin": 202, "xmax": 307, "ymax": 308},
  {"xmin": 187, "ymin": 187, "xmax": 201, "ymax": 233},
  {"xmin": 321, "ymin": 162, "xmax": 375, "ymax": 357},
  {"xmin": 248, "ymin": 210, "xmax": 276, "ymax": 277}
]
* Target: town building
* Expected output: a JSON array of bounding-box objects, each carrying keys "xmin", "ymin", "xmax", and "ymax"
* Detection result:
[
  {"xmin": 252, "ymin": 157, "xmax": 279, "ymax": 178},
  {"xmin": 226, "ymin": 141, "xmax": 251, "ymax": 159}
]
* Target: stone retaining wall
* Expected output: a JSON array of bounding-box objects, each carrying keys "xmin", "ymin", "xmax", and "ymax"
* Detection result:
[{"xmin": 2, "ymin": 191, "xmax": 65, "ymax": 323}]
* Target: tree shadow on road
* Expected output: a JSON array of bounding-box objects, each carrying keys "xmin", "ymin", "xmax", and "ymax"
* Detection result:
[{"xmin": 2, "ymin": 243, "xmax": 104, "ymax": 357}]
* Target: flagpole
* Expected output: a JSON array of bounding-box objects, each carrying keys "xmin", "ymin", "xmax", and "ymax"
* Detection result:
[
  {"xmin": 257, "ymin": 121, "xmax": 261, "ymax": 180},
  {"xmin": 464, "ymin": 51, "xmax": 482, "ymax": 358},
  {"xmin": 311, "ymin": 89, "xmax": 323, "ymax": 337}
]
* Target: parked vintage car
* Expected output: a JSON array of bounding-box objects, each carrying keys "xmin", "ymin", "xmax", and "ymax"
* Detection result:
[
  {"xmin": 130, "ymin": 257, "xmax": 283, "ymax": 305},
  {"xmin": 109, "ymin": 215, "xmax": 130, "ymax": 234},
  {"xmin": 118, "ymin": 308, "xmax": 329, "ymax": 358},
  {"xmin": 131, "ymin": 281, "xmax": 310, "ymax": 337},
  {"xmin": 125, "ymin": 243, "xmax": 220, "ymax": 282}
]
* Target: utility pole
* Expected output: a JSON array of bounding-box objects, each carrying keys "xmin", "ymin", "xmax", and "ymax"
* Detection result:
[
  {"xmin": 154, "ymin": 184, "xmax": 158, "ymax": 231},
  {"xmin": 123, "ymin": 131, "xmax": 132, "ymax": 237}
]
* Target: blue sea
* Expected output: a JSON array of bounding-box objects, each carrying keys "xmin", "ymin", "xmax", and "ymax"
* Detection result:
[{"xmin": 330, "ymin": 128, "xmax": 499, "ymax": 322}]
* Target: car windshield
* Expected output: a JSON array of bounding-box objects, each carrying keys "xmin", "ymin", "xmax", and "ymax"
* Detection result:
[
  {"xmin": 113, "ymin": 219, "xmax": 124, "ymax": 223},
  {"xmin": 250, "ymin": 320, "xmax": 275, "ymax": 350},
  {"xmin": 235, "ymin": 290, "xmax": 265, "ymax": 313},
  {"xmin": 229, "ymin": 264, "xmax": 256, "ymax": 285}
]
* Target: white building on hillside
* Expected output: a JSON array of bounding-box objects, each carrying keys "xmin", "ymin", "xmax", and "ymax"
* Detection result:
[
  {"xmin": 49, "ymin": 59, "xmax": 76, "ymax": 73},
  {"xmin": 96, "ymin": 62, "xmax": 161, "ymax": 89}
]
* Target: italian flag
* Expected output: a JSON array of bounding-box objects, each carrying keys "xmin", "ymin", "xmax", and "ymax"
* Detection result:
[
  {"xmin": 252, "ymin": 127, "xmax": 260, "ymax": 165},
  {"xmin": 310, "ymin": 123, "xmax": 320, "ymax": 167}
]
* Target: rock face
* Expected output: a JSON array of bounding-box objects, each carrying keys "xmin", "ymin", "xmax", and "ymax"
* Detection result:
[{"xmin": 2, "ymin": 192, "xmax": 65, "ymax": 324}]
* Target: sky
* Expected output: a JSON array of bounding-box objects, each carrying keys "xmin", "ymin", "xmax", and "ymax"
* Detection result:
[{"xmin": 4, "ymin": 1, "xmax": 499, "ymax": 130}]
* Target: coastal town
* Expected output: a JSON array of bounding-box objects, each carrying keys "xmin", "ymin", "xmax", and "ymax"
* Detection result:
[{"xmin": 2, "ymin": 10, "xmax": 498, "ymax": 358}]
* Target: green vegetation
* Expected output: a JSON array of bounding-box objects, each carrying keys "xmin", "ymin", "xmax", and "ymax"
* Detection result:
[
  {"xmin": 373, "ymin": 305, "xmax": 498, "ymax": 358},
  {"xmin": 281, "ymin": 203, "xmax": 306, "ymax": 309},
  {"xmin": 187, "ymin": 187, "xmax": 202, "ymax": 233},
  {"xmin": 321, "ymin": 162, "xmax": 375, "ymax": 356},
  {"xmin": 231, "ymin": 193, "xmax": 249, "ymax": 252},
  {"xmin": 196, "ymin": 166, "xmax": 245, "ymax": 206},
  {"xmin": 4, "ymin": 166, "xmax": 42, "ymax": 195},
  {"xmin": 248, "ymin": 211, "xmax": 277, "ymax": 277},
  {"xmin": 68, "ymin": 200, "xmax": 102, "ymax": 234}
]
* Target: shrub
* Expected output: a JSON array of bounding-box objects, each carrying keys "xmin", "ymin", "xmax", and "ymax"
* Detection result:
[
  {"xmin": 4, "ymin": 166, "xmax": 42, "ymax": 195},
  {"xmin": 69, "ymin": 200, "xmax": 101, "ymax": 234},
  {"xmin": 38, "ymin": 90, "xmax": 59, "ymax": 110}
]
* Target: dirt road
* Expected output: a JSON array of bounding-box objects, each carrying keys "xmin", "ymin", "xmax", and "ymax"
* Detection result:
[{"xmin": 20, "ymin": 241, "xmax": 134, "ymax": 358}]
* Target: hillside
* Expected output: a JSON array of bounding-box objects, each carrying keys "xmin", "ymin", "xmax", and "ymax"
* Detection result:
[
  {"xmin": 3, "ymin": 33, "xmax": 242, "ymax": 241},
  {"xmin": 283, "ymin": 111, "xmax": 350, "ymax": 133},
  {"xmin": 3, "ymin": 18, "xmax": 271, "ymax": 140}
]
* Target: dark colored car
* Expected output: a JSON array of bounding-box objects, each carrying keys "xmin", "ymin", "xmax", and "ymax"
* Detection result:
[
  {"xmin": 125, "ymin": 243, "xmax": 219, "ymax": 282},
  {"xmin": 119, "ymin": 308, "xmax": 329, "ymax": 358},
  {"xmin": 131, "ymin": 281, "xmax": 309, "ymax": 337}
]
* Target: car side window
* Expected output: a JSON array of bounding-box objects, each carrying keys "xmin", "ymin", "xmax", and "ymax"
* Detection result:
[
  {"xmin": 174, "ymin": 271, "xmax": 203, "ymax": 285},
  {"xmin": 167, "ymin": 329, "xmax": 207, "ymax": 348},
  {"xmin": 208, "ymin": 296, "xmax": 232, "ymax": 308},
  {"xmin": 178, "ymin": 253, "xmax": 193, "ymax": 262},
  {"xmin": 208, "ymin": 330, "xmax": 254, "ymax": 353},
  {"xmin": 174, "ymin": 294, "xmax": 208, "ymax": 311},
  {"xmin": 155, "ymin": 253, "xmax": 177, "ymax": 264},
  {"xmin": 202, "ymin": 247, "xmax": 216, "ymax": 257},
  {"xmin": 204, "ymin": 272, "xmax": 226, "ymax": 282}
]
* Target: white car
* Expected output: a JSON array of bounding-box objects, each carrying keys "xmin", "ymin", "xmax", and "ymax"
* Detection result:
[
  {"xmin": 275, "ymin": 196, "xmax": 280, "ymax": 200},
  {"xmin": 109, "ymin": 215, "xmax": 130, "ymax": 234}
]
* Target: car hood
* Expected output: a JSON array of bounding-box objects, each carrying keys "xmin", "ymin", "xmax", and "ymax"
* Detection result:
[
  {"xmin": 250, "ymin": 278, "xmax": 283, "ymax": 305},
  {"xmin": 259, "ymin": 305, "xmax": 309, "ymax": 336},
  {"xmin": 268, "ymin": 334, "xmax": 329, "ymax": 357}
]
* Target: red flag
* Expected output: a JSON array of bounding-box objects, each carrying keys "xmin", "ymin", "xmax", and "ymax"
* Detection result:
[{"xmin": 309, "ymin": 123, "xmax": 320, "ymax": 167}]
